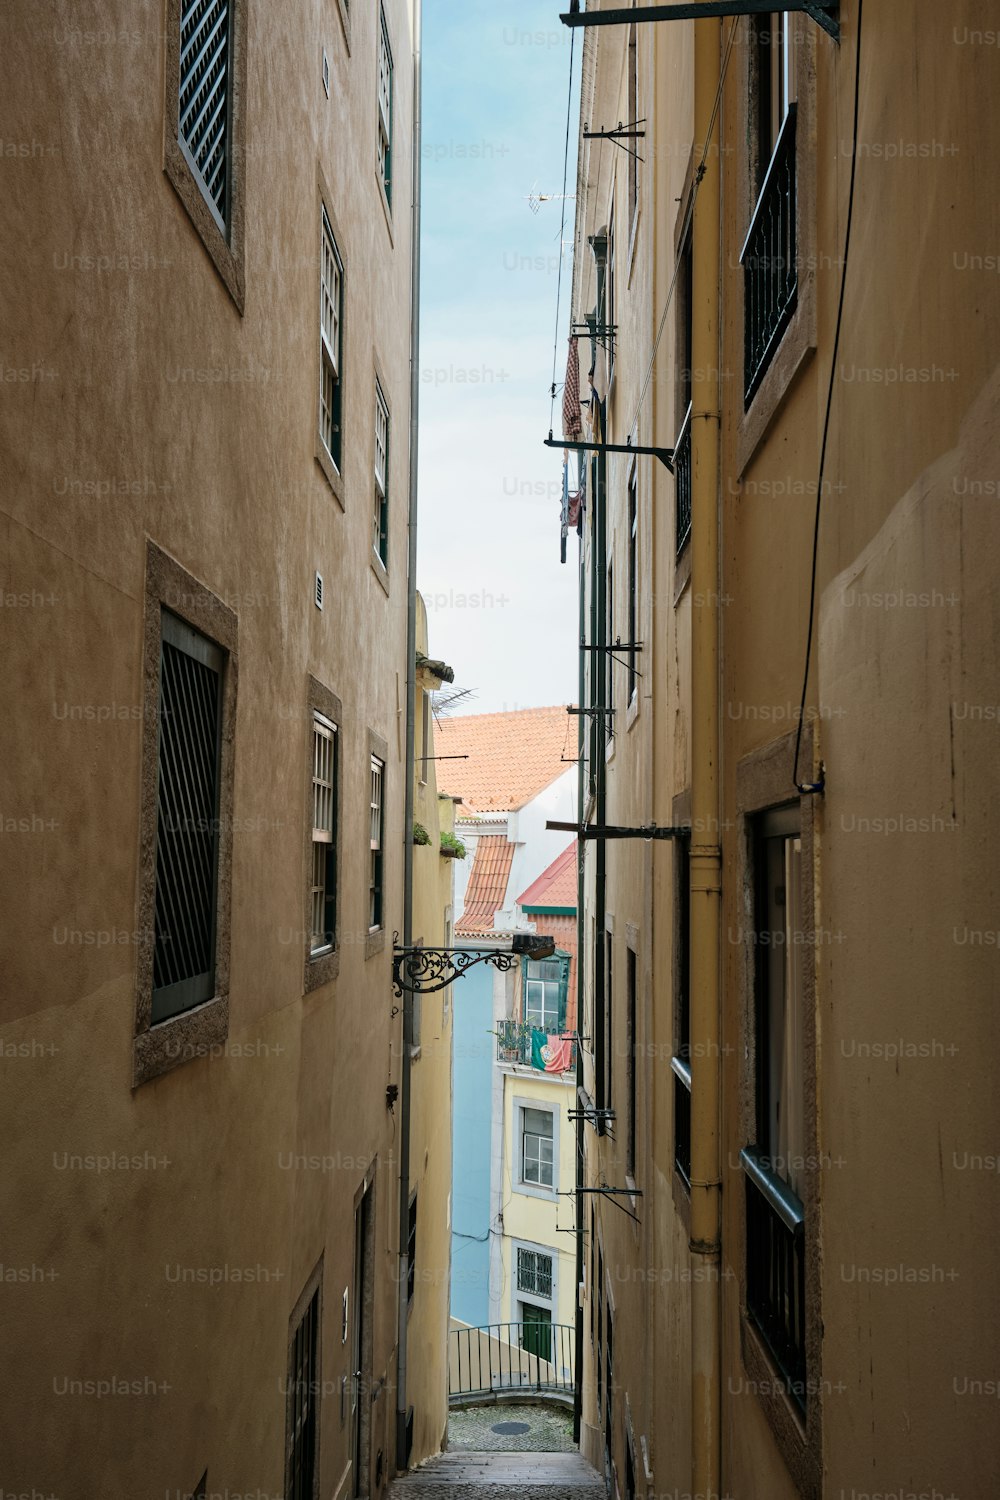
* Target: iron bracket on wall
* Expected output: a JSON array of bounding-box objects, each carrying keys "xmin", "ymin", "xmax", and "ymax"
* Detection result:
[
  {"xmin": 583, "ymin": 119, "xmax": 646, "ymax": 163},
  {"xmin": 547, "ymin": 820, "xmax": 691, "ymax": 840},
  {"xmin": 545, "ymin": 435, "xmax": 675, "ymax": 473},
  {"xmin": 561, "ymin": 1184, "xmax": 642, "ymax": 1224},
  {"xmin": 561, "ymin": 0, "xmax": 840, "ymax": 43},
  {"xmin": 391, "ymin": 933, "xmax": 554, "ymax": 997}
]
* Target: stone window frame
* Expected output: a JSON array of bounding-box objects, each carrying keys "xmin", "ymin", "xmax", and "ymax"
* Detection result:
[
  {"xmin": 163, "ymin": 0, "xmax": 248, "ymax": 314},
  {"xmin": 513, "ymin": 1094, "xmax": 559, "ymax": 1201},
  {"xmin": 333, "ymin": 0, "xmax": 351, "ymax": 55},
  {"xmin": 133, "ymin": 542, "xmax": 238, "ymax": 1088},
  {"xmin": 364, "ymin": 728, "xmax": 389, "ymax": 959},
  {"xmin": 376, "ymin": 3, "xmax": 395, "ymax": 229},
  {"xmin": 284, "ymin": 1256, "xmax": 324, "ymax": 1500},
  {"xmin": 623, "ymin": 920, "xmax": 640, "ymax": 1205},
  {"xmin": 734, "ymin": 725, "xmax": 822, "ymax": 1498},
  {"xmin": 315, "ymin": 164, "xmax": 348, "ymax": 509},
  {"xmin": 304, "ymin": 677, "xmax": 342, "ymax": 994},
  {"xmin": 670, "ymin": 788, "xmax": 692, "ymax": 1233},
  {"xmin": 736, "ymin": 11, "xmax": 820, "ymax": 474}
]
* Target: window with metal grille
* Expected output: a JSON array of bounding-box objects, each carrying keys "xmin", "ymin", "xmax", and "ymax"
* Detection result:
[
  {"xmin": 377, "ymin": 8, "xmax": 393, "ymax": 205},
  {"xmin": 627, "ymin": 25, "xmax": 638, "ymax": 232},
  {"xmin": 369, "ymin": 754, "xmax": 384, "ymax": 930},
  {"xmin": 373, "ymin": 380, "xmax": 389, "ymax": 568},
  {"xmin": 523, "ymin": 957, "xmax": 567, "ymax": 1034},
  {"xmin": 743, "ymin": 12, "xmax": 798, "ymax": 405},
  {"xmin": 626, "ymin": 947, "xmax": 637, "ymax": 1178},
  {"xmin": 521, "ymin": 1106, "xmax": 554, "ymax": 1189},
  {"xmin": 285, "ymin": 1287, "xmax": 320, "ymax": 1500},
  {"xmin": 310, "ymin": 714, "xmax": 337, "ymax": 956},
  {"xmin": 178, "ymin": 0, "xmax": 232, "ymax": 234},
  {"xmin": 407, "ymin": 1192, "xmax": 417, "ymax": 1305},
  {"xmin": 151, "ymin": 612, "xmax": 224, "ymax": 1025},
  {"xmin": 516, "ymin": 1247, "xmax": 553, "ymax": 1300},
  {"xmin": 320, "ymin": 209, "xmax": 344, "ymax": 468}
]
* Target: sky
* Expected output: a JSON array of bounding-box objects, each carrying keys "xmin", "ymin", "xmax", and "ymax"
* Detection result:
[{"xmin": 416, "ymin": 0, "xmax": 581, "ymax": 716}]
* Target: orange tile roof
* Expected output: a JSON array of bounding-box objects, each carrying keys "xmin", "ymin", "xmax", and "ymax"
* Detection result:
[
  {"xmin": 454, "ymin": 835, "xmax": 515, "ymax": 936},
  {"xmin": 516, "ymin": 841, "xmax": 578, "ymax": 911},
  {"xmin": 435, "ymin": 705, "xmax": 574, "ymax": 814}
]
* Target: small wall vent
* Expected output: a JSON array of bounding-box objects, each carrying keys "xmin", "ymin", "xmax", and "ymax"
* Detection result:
[{"xmin": 315, "ymin": 572, "xmax": 324, "ymax": 610}]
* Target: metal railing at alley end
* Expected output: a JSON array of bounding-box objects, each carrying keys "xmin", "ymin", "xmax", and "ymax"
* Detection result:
[{"xmin": 448, "ymin": 1322, "xmax": 576, "ymax": 1403}]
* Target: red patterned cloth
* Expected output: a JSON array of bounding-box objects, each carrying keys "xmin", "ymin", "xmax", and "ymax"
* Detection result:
[{"xmin": 562, "ymin": 337, "xmax": 582, "ymax": 440}]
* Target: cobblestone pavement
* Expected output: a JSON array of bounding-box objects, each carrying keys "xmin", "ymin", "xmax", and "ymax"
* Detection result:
[
  {"xmin": 387, "ymin": 1448, "xmax": 604, "ymax": 1498},
  {"xmin": 447, "ymin": 1401, "xmax": 576, "ymax": 1453}
]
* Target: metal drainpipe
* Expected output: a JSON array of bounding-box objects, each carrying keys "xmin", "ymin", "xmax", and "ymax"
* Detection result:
[
  {"xmin": 689, "ymin": 14, "xmax": 723, "ymax": 1500},
  {"xmin": 396, "ymin": 0, "xmax": 422, "ymax": 1474}
]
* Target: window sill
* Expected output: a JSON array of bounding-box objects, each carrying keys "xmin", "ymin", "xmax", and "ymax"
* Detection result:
[
  {"xmin": 625, "ymin": 691, "xmax": 639, "ymax": 733},
  {"xmin": 334, "ymin": 0, "xmax": 351, "ymax": 53},
  {"xmin": 370, "ymin": 550, "xmax": 390, "ymax": 596},
  {"xmin": 626, "ymin": 204, "xmax": 640, "ymax": 289},
  {"xmin": 514, "ymin": 1180, "xmax": 557, "ymax": 1203},
  {"xmin": 365, "ymin": 927, "xmax": 386, "ymax": 960},
  {"xmin": 305, "ymin": 945, "xmax": 340, "ymax": 994},
  {"xmin": 315, "ymin": 438, "xmax": 346, "ymax": 510},
  {"xmin": 376, "ymin": 170, "xmax": 395, "ymax": 245},
  {"xmin": 133, "ymin": 992, "xmax": 228, "ymax": 1087}
]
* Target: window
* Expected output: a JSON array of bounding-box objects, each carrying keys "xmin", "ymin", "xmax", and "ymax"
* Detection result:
[
  {"xmin": 285, "ymin": 1279, "xmax": 321, "ymax": 1500},
  {"xmin": 672, "ymin": 838, "xmax": 692, "ymax": 1186},
  {"xmin": 373, "ymin": 380, "xmax": 389, "ymax": 568},
  {"xmin": 626, "ymin": 947, "xmax": 637, "ymax": 1179},
  {"xmin": 521, "ymin": 1106, "xmax": 554, "ymax": 1189},
  {"xmin": 377, "ymin": 7, "xmax": 393, "ymax": 206},
  {"xmin": 627, "ymin": 25, "xmax": 638, "ymax": 232},
  {"xmin": 743, "ymin": 12, "xmax": 798, "ymax": 404},
  {"xmin": 177, "ymin": 0, "xmax": 233, "ymax": 235},
  {"xmin": 675, "ymin": 220, "xmax": 694, "ymax": 555},
  {"xmin": 516, "ymin": 1247, "xmax": 553, "ymax": 1299},
  {"xmin": 152, "ymin": 611, "xmax": 225, "ymax": 1024},
  {"xmin": 589, "ymin": 1205, "xmax": 596, "ymax": 1346},
  {"xmin": 419, "ymin": 690, "xmax": 430, "ymax": 784},
  {"xmin": 596, "ymin": 1246, "xmax": 604, "ymax": 1411},
  {"xmin": 605, "ymin": 559, "xmax": 614, "ymax": 745},
  {"xmin": 627, "ymin": 476, "xmax": 638, "ymax": 705},
  {"xmin": 605, "ymin": 1303, "xmax": 614, "ymax": 1470},
  {"xmin": 407, "ymin": 1192, "xmax": 417, "ymax": 1305},
  {"xmin": 165, "ymin": 0, "xmax": 245, "ymax": 309},
  {"xmin": 369, "ymin": 755, "xmax": 384, "ymax": 930},
  {"xmin": 742, "ymin": 803, "xmax": 807, "ymax": 1408},
  {"xmin": 320, "ymin": 208, "xmax": 344, "ymax": 469},
  {"xmin": 310, "ymin": 714, "xmax": 338, "ymax": 956},
  {"xmin": 602, "ymin": 930, "xmax": 614, "ymax": 1112},
  {"xmin": 607, "ymin": 212, "xmax": 616, "ymax": 388},
  {"xmin": 524, "ymin": 957, "xmax": 567, "ymax": 1034}
]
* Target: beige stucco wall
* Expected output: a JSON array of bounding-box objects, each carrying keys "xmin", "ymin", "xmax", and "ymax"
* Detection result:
[
  {"xmin": 575, "ymin": 1, "xmax": 999, "ymax": 1497},
  {"xmin": 0, "ymin": 2, "xmax": 430, "ymax": 1496}
]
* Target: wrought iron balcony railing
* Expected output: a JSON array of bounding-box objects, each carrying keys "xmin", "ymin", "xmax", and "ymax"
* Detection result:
[
  {"xmin": 496, "ymin": 1019, "xmax": 576, "ymax": 1070},
  {"xmin": 741, "ymin": 105, "xmax": 798, "ymax": 407},
  {"xmin": 674, "ymin": 401, "xmax": 692, "ymax": 556},
  {"xmin": 741, "ymin": 1146, "xmax": 807, "ymax": 1413},
  {"xmin": 449, "ymin": 1321, "xmax": 575, "ymax": 1403}
]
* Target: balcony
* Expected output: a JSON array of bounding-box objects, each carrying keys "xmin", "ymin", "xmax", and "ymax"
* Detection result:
[
  {"xmin": 741, "ymin": 105, "xmax": 798, "ymax": 407},
  {"xmin": 674, "ymin": 401, "xmax": 692, "ymax": 556},
  {"xmin": 741, "ymin": 1146, "xmax": 807, "ymax": 1413},
  {"xmin": 449, "ymin": 1320, "xmax": 575, "ymax": 1404},
  {"xmin": 496, "ymin": 1019, "xmax": 576, "ymax": 1071}
]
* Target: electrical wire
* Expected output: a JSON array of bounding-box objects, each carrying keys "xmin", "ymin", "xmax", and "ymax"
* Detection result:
[
  {"xmin": 549, "ymin": 28, "xmax": 578, "ymax": 434},
  {"xmin": 793, "ymin": 0, "xmax": 865, "ymax": 794}
]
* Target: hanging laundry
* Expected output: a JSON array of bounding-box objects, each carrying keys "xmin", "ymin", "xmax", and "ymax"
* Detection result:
[{"xmin": 562, "ymin": 336, "xmax": 583, "ymax": 440}]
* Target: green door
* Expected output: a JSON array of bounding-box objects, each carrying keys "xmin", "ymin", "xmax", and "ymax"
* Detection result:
[{"xmin": 521, "ymin": 1303, "xmax": 552, "ymax": 1364}]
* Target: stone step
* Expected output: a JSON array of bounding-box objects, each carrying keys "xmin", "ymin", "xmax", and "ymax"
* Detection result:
[{"xmin": 388, "ymin": 1447, "xmax": 605, "ymax": 1494}]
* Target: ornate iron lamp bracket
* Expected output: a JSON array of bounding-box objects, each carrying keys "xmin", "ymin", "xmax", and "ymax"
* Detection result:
[{"xmin": 391, "ymin": 933, "xmax": 555, "ymax": 997}]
